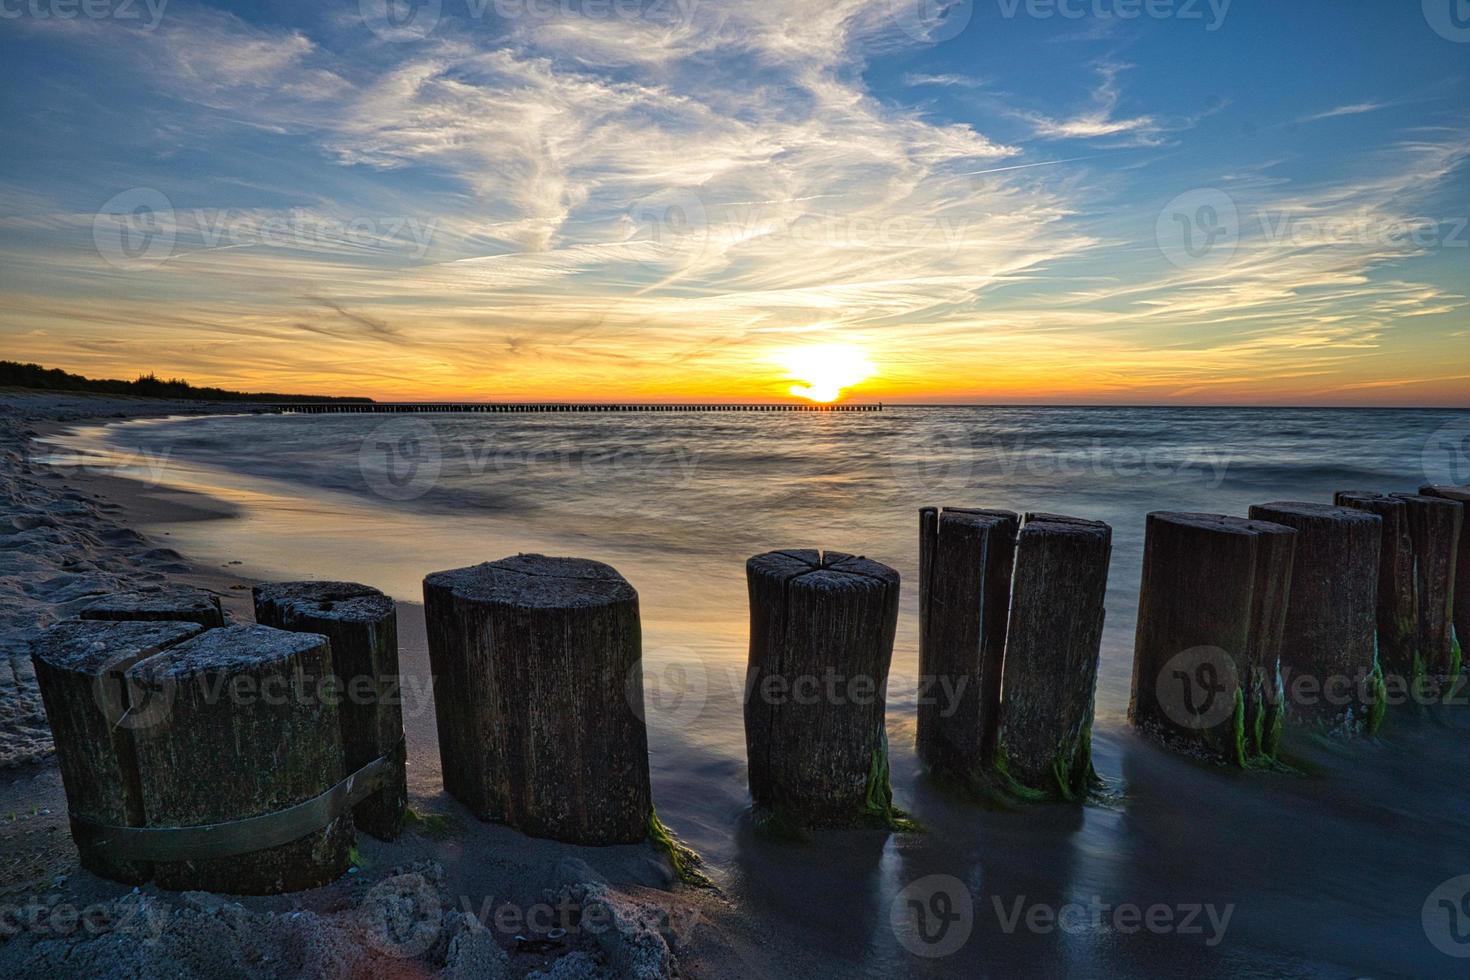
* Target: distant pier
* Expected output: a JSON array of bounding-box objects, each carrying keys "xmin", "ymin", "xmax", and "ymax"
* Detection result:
[{"xmin": 268, "ymin": 402, "xmax": 883, "ymax": 414}]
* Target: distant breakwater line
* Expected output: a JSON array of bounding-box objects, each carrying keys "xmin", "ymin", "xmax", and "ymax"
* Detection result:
[{"xmin": 267, "ymin": 402, "xmax": 883, "ymax": 414}]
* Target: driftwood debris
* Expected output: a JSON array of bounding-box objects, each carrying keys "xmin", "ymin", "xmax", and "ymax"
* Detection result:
[
  {"xmin": 745, "ymin": 549, "xmax": 904, "ymax": 830},
  {"xmin": 994, "ymin": 514, "xmax": 1111, "ymax": 801},
  {"xmin": 917, "ymin": 507, "xmax": 1017, "ymax": 788},
  {"xmin": 253, "ymin": 581, "xmax": 407, "ymax": 840},
  {"xmin": 1247, "ymin": 502, "xmax": 1383, "ymax": 734},
  {"xmin": 423, "ymin": 555, "xmax": 652, "ymax": 845},
  {"xmin": 1129, "ymin": 513, "xmax": 1295, "ymax": 765}
]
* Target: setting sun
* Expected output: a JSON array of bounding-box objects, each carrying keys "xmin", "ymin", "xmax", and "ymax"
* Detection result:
[{"xmin": 776, "ymin": 345, "xmax": 876, "ymax": 403}]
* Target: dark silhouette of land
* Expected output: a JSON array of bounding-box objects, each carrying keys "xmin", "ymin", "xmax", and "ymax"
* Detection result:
[{"xmin": 0, "ymin": 361, "xmax": 371, "ymax": 404}]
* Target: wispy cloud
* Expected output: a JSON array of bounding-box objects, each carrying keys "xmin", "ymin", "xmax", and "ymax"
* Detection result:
[{"xmin": 1296, "ymin": 101, "xmax": 1391, "ymax": 124}]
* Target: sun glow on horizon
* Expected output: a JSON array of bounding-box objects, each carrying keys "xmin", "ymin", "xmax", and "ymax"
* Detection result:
[{"xmin": 776, "ymin": 345, "xmax": 876, "ymax": 403}]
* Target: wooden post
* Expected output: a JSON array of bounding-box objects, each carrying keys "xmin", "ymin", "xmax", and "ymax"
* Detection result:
[
  {"xmin": 1419, "ymin": 485, "xmax": 1469, "ymax": 683},
  {"xmin": 994, "ymin": 514, "xmax": 1111, "ymax": 801},
  {"xmin": 917, "ymin": 507, "xmax": 1017, "ymax": 788},
  {"xmin": 253, "ymin": 581, "xmax": 407, "ymax": 841},
  {"xmin": 124, "ymin": 625, "xmax": 353, "ymax": 893},
  {"xmin": 745, "ymin": 549, "xmax": 902, "ymax": 830},
  {"xmin": 1335, "ymin": 492, "xmax": 1417, "ymax": 694},
  {"xmin": 80, "ymin": 587, "xmax": 226, "ymax": 628},
  {"xmin": 1394, "ymin": 492, "xmax": 1463, "ymax": 692},
  {"xmin": 1129, "ymin": 513, "xmax": 1295, "ymax": 766},
  {"xmin": 30, "ymin": 620, "xmax": 204, "ymax": 884},
  {"xmin": 1247, "ymin": 502, "xmax": 1382, "ymax": 734},
  {"xmin": 423, "ymin": 555, "xmax": 651, "ymax": 845}
]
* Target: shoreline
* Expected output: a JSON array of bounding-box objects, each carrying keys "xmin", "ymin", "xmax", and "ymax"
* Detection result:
[{"xmin": 0, "ymin": 394, "xmax": 732, "ymax": 979}]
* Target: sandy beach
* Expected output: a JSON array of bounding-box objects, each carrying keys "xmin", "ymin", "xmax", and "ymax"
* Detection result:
[{"xmin": 0, "ymin": 393, "xmax": 735, "ymax": 979}]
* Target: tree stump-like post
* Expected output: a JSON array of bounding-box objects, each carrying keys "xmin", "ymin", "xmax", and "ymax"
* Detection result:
[
  {"xmin": 745, "ymin": 550, "xmax": 902, "ymax": 830},
  {"xmin": 994, "ymin": 514, "xmax": 1111, "ymax": 801},
  {"xmin": 80, "ymin": 587, "xmax": 226, "ymax": 628},
  {"xmin": 423, "ymin": 555, "xmax": 651, "ymax": 845},
  {"xmin": 30, "ymin": 620, "xmax": 204, "ymax": 884},
  {"xmin": 1394, "ymin": 492, "xmax": 1463, "ymax": 692},
  {"xmin": 1247, "ymin": 502, "xmax": 1382, "ymax": 734},
  {"xmin": 253, "ymin": 581, "xmax": 407, "ymax": 841},
  {"xmin": 1419, "ymin": 485, "xmax": 1469, "ymax": 680},
  {"xmin": 1129, "ymin": 513, "xmax": 1295, "ymax": 766},
  {"xmin": 1335, "ymin": 492, "xmax": 1417, "ymax": 692},
  {"xmin": 124, "ymin": 625, "xmax": 353, "ymax": 893},
  {"xmin": 917, "ymin": 507, "xmax": 1017, "ymax": 788}
]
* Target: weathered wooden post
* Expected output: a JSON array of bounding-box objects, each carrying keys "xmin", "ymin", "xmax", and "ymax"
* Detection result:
[
  {"xmin": 1419, "ymin": 485, "xmax": 1469, "ymax": 683},
  {"xmin": 1393, "ymin": 492, "xmax": 1463, "ymax": 692},
  {"xmin": 253, "ymin": 581, "xmax": 407, "ymax": 840},
  {"xmin": 1247, "ymin": 502, "xmax": 1383, "ymax": 734},
  {"xmin": 994, "ymin": 514, "xmax": 1111, "ymax": 801},
  {"xmin": 123, "ymin": 625, "xmax": 354, "ymax": 893},
  {"xmin": 917, "ymin": 507, "xmax": 1017, "ymax": 789},
  {"xmin": 1335, "ymin": 492, "xmax": 1417, "ymax": 694},
  {"xmin": 1129, "ymin": 513, "xmax": 1295, "ymax": 766},
  {"xmin": 30, "ymin": 620, "xmax": 204, "ymax": 884},
  {"xmin": 745, "ymin": 549, "xmax": 904, "ymax": 831},
  {"xmin": 80, "ymin": 587, "xmax": 226, "ymax": 628},
  {"xmin": 423, "ymin": 555, "xmax": 652, "ymax": 844}
]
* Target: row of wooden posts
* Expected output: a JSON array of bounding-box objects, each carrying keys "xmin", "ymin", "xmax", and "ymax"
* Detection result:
[{"xmin": 30, "ymin": 484, "xmax": 1469, "ymax": 894}]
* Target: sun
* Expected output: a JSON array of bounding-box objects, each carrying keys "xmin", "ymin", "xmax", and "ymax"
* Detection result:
[{"xmin": 775, "ymin": 344, "xmax": 876, "ymax": 403}]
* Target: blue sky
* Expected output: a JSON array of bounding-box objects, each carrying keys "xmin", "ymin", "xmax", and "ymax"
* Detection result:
[{"xmin": 0, "ymin": 0, "xmax": 1466, "ymax": 402}]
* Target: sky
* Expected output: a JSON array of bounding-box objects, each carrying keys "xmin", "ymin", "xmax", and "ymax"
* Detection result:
[{"xmin": 0, "ymin": 0, "xmax": 1467, "ymax": 404}]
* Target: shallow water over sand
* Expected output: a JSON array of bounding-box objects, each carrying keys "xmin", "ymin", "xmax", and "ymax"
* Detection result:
[{"xmin": 47, "ymin": 406, "xmax": 1470, "ymax": 975}]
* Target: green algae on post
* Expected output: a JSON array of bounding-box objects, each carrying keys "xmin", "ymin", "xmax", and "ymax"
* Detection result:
[{"xmin": 647, "ymin": 809, "xmax": 713, "ymax": 888}]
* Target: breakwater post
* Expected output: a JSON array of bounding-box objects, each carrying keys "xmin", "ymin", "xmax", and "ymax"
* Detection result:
[
  {"xmin": 1419, "ymin": 485, "xmax": 1469, "ymax": 685},
  {"xmin": 744, "ymin": 549, "xmax": 906, "ymax": 832},
  {"xmin": 30, "ymin": 620, "xmax": 204, "ymax": 884},
  {"xmin": 1335, "ymin": 492, "xmax": 1417, "ymax": 699},
  {"xmin": 917, "ymin": 507, "xmax": 1017, "ymax": 789},
  {"xmin": 1393, "ymin": 492, "xmax": 1463, "ymax": 692},
  {"xmin": 423, "ymin": 555, "xmax": 652, "ymax": 844},
  {"xmin": 80, "ymin": 587, "xmax": 226, "ymax": 629},
  {"xmin": 1247, "ymin": 502, "xmax": 1383, "ymax": 734},
  {"xmin": 993, "ymin": 514, "xmax": 1111, "ymax": 801},
  {"xmin": 253, "ymin": 581, "xmax": 408, "ymax": 841},
  {"xmin": 1129, "ymin": 513, "xmax": 1295, "ymax": 765}
]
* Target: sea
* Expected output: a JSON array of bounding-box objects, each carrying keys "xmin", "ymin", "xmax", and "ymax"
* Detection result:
[{"xmin": 46, "ymin": 405, "xmax": 1470, "ymax": 976}]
